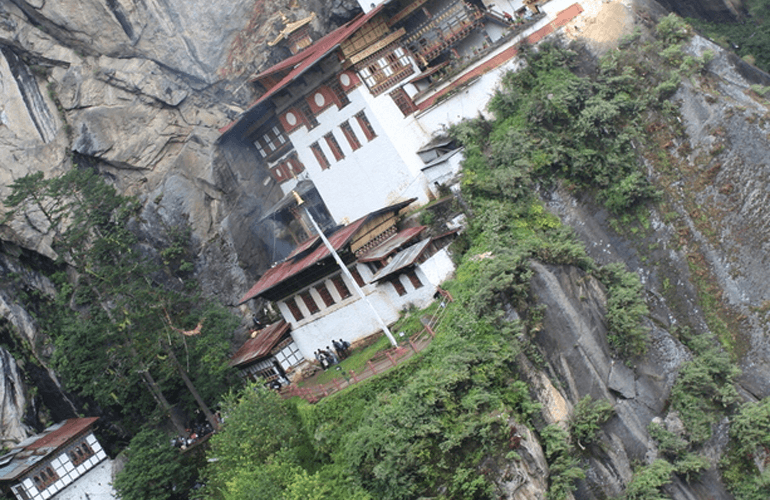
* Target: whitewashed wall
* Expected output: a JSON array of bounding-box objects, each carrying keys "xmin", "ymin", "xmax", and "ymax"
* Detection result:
[
  {"xmin": 13, "ymin": 433, "xmax": 111, "ymax": 500},
  {"xmin": 419, "ymin": 248, "xmax": 455, "ymax": 287},
  {"xmin": 50, "ymin": 460, "xmax": 114, "ymax": 500},
  {"xmin": 276, "ymin": 260, "xmax": 446, "ymax": 360}
]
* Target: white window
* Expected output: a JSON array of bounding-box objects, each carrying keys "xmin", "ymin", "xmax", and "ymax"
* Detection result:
[
  {"xmin": 254, "ymin": 141, "xmax": 267, "ymax": 158},
  {"xmin": 264, "ymin": 134, "xmax": 276, "ymax": 151},
  {"xmin": 273, "ymin": 126, "xmax": 286, "ymax": 144}
]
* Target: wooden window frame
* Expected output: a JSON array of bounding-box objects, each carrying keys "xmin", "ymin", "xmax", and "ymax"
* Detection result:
[
  {"xmin": 286, "ymin": 298, "xmax": 304, "ymax": 321},
  {"xmin": 340, "ymin": 120, "xmax": 361, "ymax": 151},
  {"xmin": 324, "ymin": 132, "xmax": 345, "ymax": 161},
  {"xmin": 390, "ymin": 87, "xmax": 418, "ymax": 116},
  {"xmin": 355, "ymin": 111, "xmax": 377, "ymax": 141},
  {"xmin": 331, "ymin": 275, "xmax": 352, "ymax": 299},
  {"xmin": 310, "ymin": 142, "xmax": 330, "ymax": 170},
  {"xmin": 299, "ymin": 290, "xmax": 320, "ymax": 315},
  {"xmin": 297, "ymin": 100, "xmax": 319, "ymax": 129},
  {"xmin": 69, "ymin": 441, "xmax": 94, "ymax": 466},
  {"xmin": 33, "ymin": 467, "xmax": 59, "ymax": 491},
  {"xmin": 350, "ymin": 266, "xmax": 366, "ymax": 287},
  {"xmin": 13, "ymin": 486, "xmax": 30, "ymax": 500},
  {"xmin": 328, "ymin": 78, "xmax": 351, "ymax": 107},
  {"xmin": 405, "ymin": 269, "xmax": 423, "ymax": 289},
  {"xmin": 391, "ymin": 277, "xmax": 407, "ymax": 296},
  {"xmin": 317, "ymin": 283, "xmax": 336, "ymax": 307}
]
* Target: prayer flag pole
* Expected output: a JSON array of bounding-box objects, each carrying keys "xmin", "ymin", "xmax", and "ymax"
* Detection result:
[{"xmin": 292, "ymin": 190, "xmax": 398, "ymax": 348}]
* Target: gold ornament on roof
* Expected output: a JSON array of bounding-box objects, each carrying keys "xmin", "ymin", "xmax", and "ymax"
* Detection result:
[{"xmin": 268, "ymin": 12, "xmax": 317, "ymax": 47}]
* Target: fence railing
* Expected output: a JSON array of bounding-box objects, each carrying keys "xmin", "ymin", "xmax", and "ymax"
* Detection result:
[{"xmin": 280, "ymin": 325, "xmax": 436, "ymax": 403}]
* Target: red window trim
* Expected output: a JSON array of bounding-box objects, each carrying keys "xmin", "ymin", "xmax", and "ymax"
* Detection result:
[
  {"xmin": 286, "ymin": 298, "xmax": 304, "ymax": 321},
  {"xmin": 350, "ymin": 266, "xmax": 366, "ymax": 287},
  {"xmin": 317, "ymin": 284, "xmax": 336, "ymax": 307},
  {"xmin": 310, "ymin": 142, "xmax": 330, "ymax": 170},
  {"xmin": 405, "ymin": 269, "xmax": 423, "ymax": 289},
  {"xmin": 340, "ymin": 121, "xmax": 362, "ymax": 151},
  {"xmin": 355, "ymin": 111, "xmax": 377, "ymax": 141},
  {"xmin": 299, "ymin": 290, "xmax": 320, "ymax": 315},
  {"xmin": 391, "ymin": 277, "xmax": 407, "ymax": 296},
  {"xmin": 324, "ymin": 132, "xmax": 345, "ymax": 161},
  {"xmin": 331, "ymin": 275, "xmax": 351, "ymax": 299}
]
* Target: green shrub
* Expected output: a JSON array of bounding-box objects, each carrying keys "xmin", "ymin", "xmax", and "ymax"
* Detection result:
[
  {"xmin": 670, "ymin": 334, "xmax": 740, "ymax": 444},
  {"xmin": 114, "ymin": 427, "xmax": 196, "ymax": 500},
  {"xmin": 541, "ymin": 424, "xmax": 585, "ymax": 500},
  {"xmin": 720, "ymin": 398, "xmax": 770, "ymax": 500},
  {"xmin": 656, "ymin": 14, "xmax": 693, "ymax": 46},
  {"xmin": 624, "ymin": 459, "xmax": 675, "ymax": 500},
  {"xmin": 570, "ymin": 395, "xmax": 615, "ymax": 448},
  {"xmin": 600, "ymin": 263, "xmax": 650, "ymax": 358}
]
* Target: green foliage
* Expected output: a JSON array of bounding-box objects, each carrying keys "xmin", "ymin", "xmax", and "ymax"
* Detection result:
[
  {"xmin": 720, "ymin": 398, "xmax": 770, "ymax": 500},
  {"xmin": 648, "ymin": 422, "xmax": 688, "ymax": 460},
  {"xmin": 114, "ymin": 427, "xmax": 196, "ymax": 500},
  {"xmin": 4, "ymin": 169, "xmax": 237, "ymax": 431},
  {"xmin": 655, "ymin": 14, "xmax": 693, "ymax": 46},
  {"xmin": 341, "ymin": 334, "xmax": 522, "ymax": 499},
  {"xmin": 673, "ymin": 453, "xmax": 710, "ymax": 482},
  {"xmin": 670, "ymin": 333, "xmax": 740, "ymax": 444},
  {"xmin": 600, "ymin": 263, "xmax": 650, "ymax": 358},
  {"xmin": 687, "ymin": 0, "xmax": 770, "ymax": 73},
  {"xmin": 624, "ymin": 459, "xmax": 675, "ymax": 500},
  {"xmin": 478, "ymin": 41, "xmax": 662, "ymax": 215},
  {"xmin": 570, "ymin": 395, "xmax": 615, "ymax": 447},
  {"xmin": 602, "ymin": 171, "xmax": 661, "ymax": 214},
  {"xmin": 541, "ymin": 425, "xmax": 585, "ymax": 500},
  {"xmin": 201, "ymin": 386, "xmax": 313, "ymax": 497}
]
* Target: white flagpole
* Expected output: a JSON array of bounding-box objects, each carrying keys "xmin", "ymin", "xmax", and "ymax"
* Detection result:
[{"xmin": 292, "ymin": 191, "xmax": 398, "ymax": 348}]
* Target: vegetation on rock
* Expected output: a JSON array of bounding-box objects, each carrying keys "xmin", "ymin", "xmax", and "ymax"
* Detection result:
[{"xmin": 3, "ymin": 168, "xmax": 238, "ymax": 433}]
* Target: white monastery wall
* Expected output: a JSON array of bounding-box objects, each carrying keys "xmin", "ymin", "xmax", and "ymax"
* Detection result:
[
  {"xmin": 418, "ymin": 248, "xmax": 455, "ymax": 288},
  {"xmin": 50, "ymin": 460, "xmax": 114, "ymax": 500},
  {"xmin": 286, "ymin": 84, "xmax": 430, "ymax": 223},
  {"xmin": 277, "ymin": 261, "xmax": 444, "ymax": 359},
  {"xmin": 14, "ymin": 433, "xmax": 110, "ymax": 500}
]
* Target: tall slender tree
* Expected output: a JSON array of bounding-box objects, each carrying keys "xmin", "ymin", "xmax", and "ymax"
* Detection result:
[{"xmin": 3, "ymin": 168, "xmax": 236, "ymax": 432}]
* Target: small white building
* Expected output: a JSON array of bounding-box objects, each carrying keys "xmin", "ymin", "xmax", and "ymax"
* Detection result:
[
  {"xmin": 0, "ymin": 418, "xmax": 114, "ymax": 500},
  {"xmin": 229, "ymin": 320, "xmax": 304, "ymax": 386},
  {"xmin": 238, "ymin": 200, "xmax": 456, "ymax": 360}
]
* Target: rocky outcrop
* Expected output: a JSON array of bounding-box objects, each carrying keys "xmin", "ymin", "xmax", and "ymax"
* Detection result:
[
  {"xmin": 527, "ymin": 263, "xmax": 732, "ymax": 499},
  {"xmin": 0, "ymin": 346, "xmax": 28, "ymax": 447},
  {"xmin": 528, "ymin": 5, "xmax": 770, "ymax": 495},
  {"xmin": 653, "ymin": 0, "xmax": 743, "ymax": 22},
  {"xmin": 0, "ymin": 0, "xmax": 363, "ymax": 443}
]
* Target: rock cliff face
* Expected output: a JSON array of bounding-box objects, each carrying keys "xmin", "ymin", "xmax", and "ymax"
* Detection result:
[
  {"xmin": 0, "ymin": 0, "xmax": 361, "ymax": 440},
  {"xmin": 1, "ymin": 0, "xmax": 770, "ymax": 497},
  {"xmin": 526, "ymin": 3, "xmax": 770, "ymax": 494},
  {"xmin": 654, "ymin": 0, "xmax": 743, "ymax": 22}
]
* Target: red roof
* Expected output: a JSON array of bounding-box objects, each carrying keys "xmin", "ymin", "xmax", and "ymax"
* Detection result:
[
  {"xmin": 238, "ymin": 216, "xmax": 370, "ymax": 304},
  {"xmin": 220, "ymin": 2, "xmax": 390, "ymax": 135},
  {"xmin": 239, "ymin": 199, "xmax": 415, "ymax": 304},
  {"xmin": 26, "ymin": 417, "xmax": 99, "ymax": 451},
  {"xmin": 230, "ymin": 321, "xmax": 291, "ymax": 367}
]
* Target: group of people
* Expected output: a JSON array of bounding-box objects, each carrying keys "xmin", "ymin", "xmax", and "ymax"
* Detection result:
[
  {"xmin": 170, "ymin": 420, "xmax": 215, "ymax": 450},
  {"xmin": 314, "ymin": 339, "xmax": 351, "ymax": 369}
]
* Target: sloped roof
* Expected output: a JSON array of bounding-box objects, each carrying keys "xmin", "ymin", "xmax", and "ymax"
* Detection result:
[
  {"xmin": 0, "ymin": 418, "xmax": 99, "ymax": 482},
  {"xmin": 357, "ymin": 225, "xmax": 426, "ymax": 262},
  {"xmin": 239, "ymin": 198, "xmax": 415, "ymax": 304},
  {"xmin": 229, "ymin": 321, "xmax": 291, "ymax": 368},
  {"xmin": 221, "ymin": 2, "xmax": 391, "ymax": 135},
  {"xmin": 371, "ymin": 238, "xmax": 432, "ymax": 282}
]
